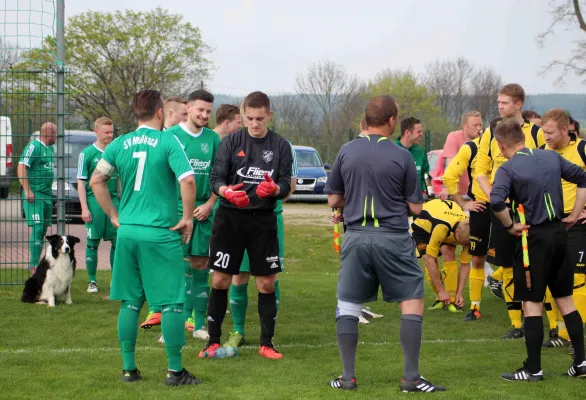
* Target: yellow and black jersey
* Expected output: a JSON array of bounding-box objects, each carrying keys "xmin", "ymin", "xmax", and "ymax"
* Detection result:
[
  {"xmin": 442, "ymin": 138, "xmax": 490, "ymax": 202},
  {"xmin": 476, "ymin": 118, "xmax": 545, "ymax": 184},
  {"xmin": 412, "ymin": 199, "xmax": 471, "ymax": 262},
  {"xmin": 540, "ymin": 135, "xmax": 586, "ymax": 215}
]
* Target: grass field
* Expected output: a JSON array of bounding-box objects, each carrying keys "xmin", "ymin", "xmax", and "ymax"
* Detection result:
[{"xmin": 0, "ymin": 215, "xmax": 584, "ymax": 400}]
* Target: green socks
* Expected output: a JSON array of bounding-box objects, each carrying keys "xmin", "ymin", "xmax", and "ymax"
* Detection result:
[
  {"xmin": 184, "ymin": 260, "xmax": 194, "ymax": 322},
  {"xmin": 162, "ymin": 304, "xmax": 185, "ymax": 372},
  {"xmin": 86, "ymin": 239, "xmax": 99, "ymax": 283},
  {"xmin": 109, "ymin": 240, "xmax": 116, "ymax": 271},
  {"xmin": 229, "ymin": 282, "xmax": 249, "ymax": 336},
  {"xmin": 275, "ymin": 279, "xmax": 281, "ymax": 312},
  {"xmin": 29, "ymin": 225, "xmax": 46, "ymax": 270},
  {"xmin": 191, "ymin": 269, "xmax": 210, "ymax": 331},
  {"xmin": 118, "ymin": 301, "xmax": 143, "ymax": 371}
]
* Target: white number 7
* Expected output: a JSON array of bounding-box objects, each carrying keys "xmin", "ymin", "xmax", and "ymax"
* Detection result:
[
  {"xmin": 133, "ymin": 151, "xmax": 147, "ymax": 191},
  {"xmin": 579, "ymin": 251, "xmax": 584, "ymax": 263}
]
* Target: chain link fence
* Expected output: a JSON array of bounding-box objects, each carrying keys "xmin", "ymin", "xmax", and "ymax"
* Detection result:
[{"xmin": 1, "ymin": 0, "xmax": 68, "ymax": 285}]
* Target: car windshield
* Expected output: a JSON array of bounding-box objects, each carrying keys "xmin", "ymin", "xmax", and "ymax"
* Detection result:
[
  {"xmin": 51, "ymin": 139, "xmax": 95, "ymax": 166},
  {"xmin": 296, "ymin": 150, "xmax": 323, "ymax": 168}
]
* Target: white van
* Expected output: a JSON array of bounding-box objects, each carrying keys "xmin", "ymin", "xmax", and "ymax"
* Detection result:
[{"xmin": 0, "ymin": 116, "xmax": 12, "ymax": 199}]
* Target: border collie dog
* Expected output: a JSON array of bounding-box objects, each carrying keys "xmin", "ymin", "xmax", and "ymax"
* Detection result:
[{"xmin": 21, "ymin": 235, "xmax": 80, "ymax": 307}]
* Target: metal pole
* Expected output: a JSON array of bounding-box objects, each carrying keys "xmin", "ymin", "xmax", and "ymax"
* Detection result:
[{"xmin": 56, "ymin": 1, "xmax": 66, "ymax": 235}]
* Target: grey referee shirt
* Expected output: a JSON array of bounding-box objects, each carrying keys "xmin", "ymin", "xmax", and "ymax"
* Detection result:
[
  {"xmin": 325, "ymin": 134, "xmax": 423, "ymax": 231},
  {"xmin": 491, "ymin": 147, "xmax": 586, "ymax": 226}
]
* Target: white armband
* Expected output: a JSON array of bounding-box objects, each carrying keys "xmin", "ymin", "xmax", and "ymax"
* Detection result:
[{"xmin": 95, "ymin": 158, "xmax": 116, "ymax": 177}]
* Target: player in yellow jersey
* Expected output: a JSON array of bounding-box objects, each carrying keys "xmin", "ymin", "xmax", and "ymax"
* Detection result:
[
  {"xmin": 540, "ymin": 108, "xmax": 586, "ymax": 354},
  {"xmin": 475, "ymin": 84, "xmax": 546, "ymax": 339},
  {"xmin": 411, "ymin": 199, "xmax": 471, "ymax": 312},
  {"xmin": 442, "ymin": 132, "xmax": 490, "ymax": 321}
]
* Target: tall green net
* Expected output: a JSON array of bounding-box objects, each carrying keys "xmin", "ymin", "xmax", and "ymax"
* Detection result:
[{"xmin": 1, "ymin": 0, "xmax": 68, "ymax": 285}]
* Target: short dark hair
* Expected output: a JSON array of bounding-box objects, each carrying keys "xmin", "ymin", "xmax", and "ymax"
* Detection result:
[
  {"xmin": 400, "ymin": 117, "xmax": 421, "ymax": 136},
  {"xmin": 216, "ymin": 104, "xmax": 240, "ymax": 125},
  {"xmin": 188, "ymin": 89, "xmax": 214, "ymax": 103},
  {"xmin": 522, "ymin": 110, "xmax": 541, "ymax": 120},
  {"xmin": 242, "ymin": 91, "xmax": 271, "ymax": 112},
  {"xmin": 493, "ymin": 118, "xmax": 525, "ymax": 147},
  {"xmin": 574, "ymin": 120, "xmax": 581, "ymax": 133},
  {"xmin": 132, "ymin": 90, "xmax": 164, "ymax": 121},
  {"xmin": 364, "ymin": 95, "xmax": 398, "ymax": 127},
  {"xmin": 499, "ymin": 83, "xmax": 525, "ymax": 104}
]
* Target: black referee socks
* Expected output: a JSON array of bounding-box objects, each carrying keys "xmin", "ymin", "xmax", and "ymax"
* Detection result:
[
  {"xmin": 258, "ymin": 292, "xmax": 277, "ymax": 346},
  {"xmin": 207, "ymin": 288, "xmax": 228, "ymax": 345},
  {"xmin": 563, "ymin": 310, "xmax": 586, "ymax": 364},
  {"xmin": 524, "ymin": 316, "xmax": 544, "ymax": 374}
]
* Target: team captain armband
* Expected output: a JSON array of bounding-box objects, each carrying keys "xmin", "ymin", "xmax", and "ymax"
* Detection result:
[{"xmin": 95, "ymin": 158, "xmax": 116, "ymax": 177}]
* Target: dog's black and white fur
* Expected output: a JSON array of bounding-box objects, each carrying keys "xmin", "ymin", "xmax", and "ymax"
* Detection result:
[{"xmin": 21, "ymin": 235, "xmax": 80, "ymax": 307}]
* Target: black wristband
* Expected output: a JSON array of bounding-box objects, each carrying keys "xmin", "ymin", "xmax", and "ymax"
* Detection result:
[{"xmin": 504, "ymin": 222, "xmax": 514, "ymax": 230}]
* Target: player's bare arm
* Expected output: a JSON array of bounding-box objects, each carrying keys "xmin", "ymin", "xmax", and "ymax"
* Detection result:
[
  {"xmin": 562, "ymin": 186, "xmax": 586, "ymax": 228},
  {"xmin": 455, "ymin": 260, "xmax": 470, "ymax": 308},
  {"xmin": 194, "ymin": 192, "xmax": 217, "ymax": 221},
  {"xmin": 17, "ymin": 163, "xmax": 34, "ymax": 202},
  {"xmin": 476, "ymin": 175, "xmax": 492, "ymax": 200},
  {"xmin": 77, "ymin": 178, "xmax": 92, "ymax": 223},
  {"xmin": 90, "ymin": 167, "xmax": 118, "ymax": 228},
  {"xmin": 328, "ymin": 193, "xmax": 345, "ymax": 209},
  {"xmin": 171, "ymin": 175, "xmax": 196, "ymax": 244},
  {"xmin": 452, "ymin": 192, "xmax": 486, "ymax": 213},
  {"xmin": 422, "ymin": 254, "xmax": 450, "ymax": 304},
  {"xmin": 407, "ymin": 201, "xmax": 423, "ymax": 216}
]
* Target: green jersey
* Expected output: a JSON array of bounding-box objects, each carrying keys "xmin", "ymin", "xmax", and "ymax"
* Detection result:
[
  {"xmin": 101, "ymin": 126, "xmax": 194, "ymax": 234},
  {"xmin": 19, "ymin": 139, "xmax": 55, "ymax": 194},
  {"xmin": 77, "ymin": 143, "xmax": 118, "ymax": 199},
  {"xmin": 170, "ymin": 124, "xmax": 220, "ymax": 209},
  {"xmin": 395, "ymin": 139, "xmax": 429, "ymax": 191}
]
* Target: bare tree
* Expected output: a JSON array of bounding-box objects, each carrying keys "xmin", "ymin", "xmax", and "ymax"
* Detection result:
[
  {"xmin": 271, "ymin": 94, "xmax": 317, "ymax": 141},
  {"xmin": 538, "ymin": 0, "xmax": 586, "ymax": 85},
  {"xmin": 0, "ymin": 38, "xmax": 20, "ymax": 73},
  {"xmin": 295, "ymin": 61, "xmax": 364, "ymax": 139},
  {"xmin": 469, "ymin": 67, "xmax": 503, "ymax": 123}
]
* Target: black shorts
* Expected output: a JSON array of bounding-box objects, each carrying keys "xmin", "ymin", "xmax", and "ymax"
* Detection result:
[
  {"xmin": 469, "ymin": 203, "xmax": 491, "ymax": 257},
  {"xmin": 207, "ymin": 206, "xmax": 281, "ymax": 276},
  {"xmin": 568, "ymin": 223, "xmax": 586, "ymax": 277},
  {"xmin": 513, "ymin": 221, "xmax": 574, "ymax": 302},
  {"xmin": 487, "ymin": 208, "xmax": 515, "ymax": 267}
]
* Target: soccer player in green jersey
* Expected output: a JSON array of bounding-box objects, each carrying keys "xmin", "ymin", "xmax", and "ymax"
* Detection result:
[
  {"xmin": 214, "ymin": 104, "xmax": 242, "ymax": 139},
  {"xmin": 77, "ymin": 117, "xmax": 118, "ymax": 293},
  {"xmin": 18, "ymin": 122, "xmax": 57, "ymax": 273},
  {"xmin": 90, "ymin": 90, "xmax": 199, "ymax": 385},
  {"xmin": 170, "ymin": 89, "xmax": 221, "ymax": 340}
]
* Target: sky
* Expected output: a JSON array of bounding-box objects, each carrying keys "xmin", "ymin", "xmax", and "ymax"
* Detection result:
[{"xmin": 11, "ymin": 0, "xmax": 586, "ymax": 95}]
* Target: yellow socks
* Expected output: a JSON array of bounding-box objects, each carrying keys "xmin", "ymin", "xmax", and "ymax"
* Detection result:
[
  {"xmin": 503, "ymin": 267, "xmax": 522, "ymax": 328},
  {"xmin": 469, "ymin": 267, "xmax": 485, "ymax": 310}
]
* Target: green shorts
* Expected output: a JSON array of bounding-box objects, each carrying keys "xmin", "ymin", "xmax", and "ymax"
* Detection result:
[
  {"xmin": 85, "ymin": 199, "xmax": 118, "ymax": 241},
  {"xmin": 23, "ymin": 192, "xmax": 52, "ymax": 228},
  {"xmin": 240, "ymin": 212, "xmax": 284, "ymax": 273},
  {"xmin": 180, "ymin": 210, "xmax": 214, "ymax": 259},
  {"xmin": 110, "ymin": 225, "xmax": 184, "ymax": 306}
]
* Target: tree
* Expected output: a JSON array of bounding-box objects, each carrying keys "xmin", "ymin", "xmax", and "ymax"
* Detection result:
[
  {"xmin": 18, "ymin": 8, "xmax": 213, "ymax": 129},
  {"xmin": 538, "ymin": 0, "xmax": 586, "ymax": 85},
  {"xmin": 295, "ymin": 61, "xmax": 364, "ymax": 162},
  {"xmin": 365, "ymin": 69, "xmax": 451, "ymax": 150},
  {"xmin": 468, "ymin": 67, "xmax": 503, "ymax": 123}
]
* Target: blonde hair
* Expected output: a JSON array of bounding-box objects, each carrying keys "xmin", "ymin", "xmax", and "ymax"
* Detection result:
[
  {"xmin": 94, "ymin": 117, "xmax": 113, "ymax": 131},
  {"xmin": 541, "ymin": 108, "xmax": 570, "ymax": 130},
  {"xmin": 461, "ymin": 111, "xmax": 481, "ymax": 126},
  {"xmin": 455, "ymin": 219, "xmax": 470, "ymax": 245}
]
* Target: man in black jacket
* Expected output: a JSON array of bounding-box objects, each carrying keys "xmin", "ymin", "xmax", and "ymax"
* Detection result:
[{"xmin": 200, "ymin": 91, "xmax": 292, "ymax": 360}]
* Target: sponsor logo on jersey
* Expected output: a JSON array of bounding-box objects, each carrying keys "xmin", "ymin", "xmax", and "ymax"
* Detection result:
[
  {"xmin": 262, "ymin": 150, "xmax": 274, "ymax": 163},
  {"xmin": 190, "ymin": 159, "xmax": 211, "ymax": 171},
  {"xmin": 237, "ymin": 166, "xmax": 274, "ymax": 180},
  {"xmin": 201, "ymin": 143, "xmax": 209, "ymax": 154},
  {"xmin": 43, "ymin": 162, "xmax": 55, "ymax": 169}
]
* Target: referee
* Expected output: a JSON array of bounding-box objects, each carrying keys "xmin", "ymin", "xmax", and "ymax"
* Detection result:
[
  {"xmin": 203, "ymin": 91, "xmax": 292, "ymax": 359},
  {"xmin": 490, "ymin": 118, "xmax": 586, "ymax": 381},
  {"xmin": 325, "ymin": 95, "xmax": 445, "ymax": 393}
]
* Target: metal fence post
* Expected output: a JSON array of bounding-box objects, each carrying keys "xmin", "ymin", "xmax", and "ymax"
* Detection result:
[{"xmin": 56, "ymin": 1, "xmax": 66, "ymax": 235}]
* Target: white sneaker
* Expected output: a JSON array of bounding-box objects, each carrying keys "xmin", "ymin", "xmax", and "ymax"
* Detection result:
[
  {"xmin": 87, "ymin": 281, "xmax": 98, "ymax": 293},
  {"xmin": 193, "ymin": 328, "xmax": 210, "ymax": 340},
  {"xmin": 361, "ymin": 307, "xmax": 383, "ymax": 320},
  {"xmin": 158, "ymin": 333, "xmax": 165, "ymax": 344},
  {"xmin": 358, "ymin": 315, "xmax": 369, "ymax": 324}
]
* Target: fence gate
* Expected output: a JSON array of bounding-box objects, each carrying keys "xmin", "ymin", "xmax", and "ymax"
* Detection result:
[{"xmin": 0, "ymin": 1, "xmax": 68, "ymax": 285}]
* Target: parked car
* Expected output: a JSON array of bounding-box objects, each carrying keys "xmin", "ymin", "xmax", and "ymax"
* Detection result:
[
  {"xmin": 21, "ymin": 130, "xmax": 96, "ymax": 221},
  {"xmin": 427, "ymin": 149, "xmax": 444, "ymax": 198},
  {"xmin": 0, "ymin": 116, "xmax": 13, "ymax": 199},
  {"xmin": 289, "ymin": 145, "xmax": 329, "ymax": 202}
]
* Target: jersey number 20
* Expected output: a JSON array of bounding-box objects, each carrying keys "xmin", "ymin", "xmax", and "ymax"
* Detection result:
[{"xmin": 132, "ymin": 151, "xmax": 147, "ymax": 191}]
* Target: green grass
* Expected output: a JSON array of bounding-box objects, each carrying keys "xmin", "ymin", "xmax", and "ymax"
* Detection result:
[{"xmin": 0, "ymin": 222, "xmax": 583, "ymax": 399}]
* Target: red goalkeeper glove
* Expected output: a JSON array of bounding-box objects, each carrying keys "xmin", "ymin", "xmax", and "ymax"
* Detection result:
[
  {"xmin": 224, "ymin": 183, "xmax": 250, "ymax": 208},
  {"xmin": 256, "ymin": 173, "xmax": 278, "ymax": 198}
]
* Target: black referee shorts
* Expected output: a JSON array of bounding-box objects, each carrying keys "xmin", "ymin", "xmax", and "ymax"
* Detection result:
[
  {"xmin": 469, "ymin": 203, "xmax": 491, "ymax": 257},
  {"xmin": 567, "ymin": 222, "xmax": 586, "ymax": 277},
  {"xmin": 512, "ymin": 220, "xmax": 574, "ymax": 302},
  {"xmin": 487, "ymin": 207, "xmax": 516, "ymax": 267},
  {"xmin": 207, "ymin": 206, "xmax": 281, "ymax": 276}
]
